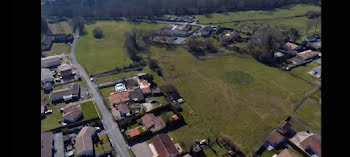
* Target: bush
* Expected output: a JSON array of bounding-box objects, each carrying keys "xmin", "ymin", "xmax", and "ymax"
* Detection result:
[
  {"xmin": 93, "ymin": 27, "xmax": 104, "ymax": 39},
  {"xmin": 306, "ymin": 10, "xmax": 321, "ymax": 19}
]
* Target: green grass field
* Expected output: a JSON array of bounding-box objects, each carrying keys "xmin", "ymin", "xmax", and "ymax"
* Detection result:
[
  {"xmin": 289, "ymin": 61, "xmax": 321, "ymax": 83},
  {"xmin": 75, "ymin": 21, "xmax": 166, "ymax": 75},
  {"xmin": 81, "ymin": 101, "xmax": 99, "ymax": 120},
  {"xmin": 149, "ymin": 46, "xmax": 315, "ymax": 155},
  {"xmin": 292, "ymin": 98, "xmax": 321, "ymax": 135},
  {"xmin": 199, "ymin": 4, "xmax": 321, "ymax": 36},
  {"xmin": 42, "ymin": 43, "xmax": 71, "ymax": 56},
  {"xmin": 48, "ymin": 21, "xmax": 72, "ymax": 34}
]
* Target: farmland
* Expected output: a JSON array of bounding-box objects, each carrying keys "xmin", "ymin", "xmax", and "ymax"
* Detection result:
[
  {"xmin": 149, "ymin": 46, "xmax": 315, "ymax": 154},
  {"xmin": 42, "ymin": 43, "xmax": 71, "ymax": 56},
  {"xmin": 74, "ymin": 21, "xmax": 166, "ymax": 75},
  {"xmin": 48, "ymin": 21, "xmax": 72, "ymax": 34},
  {"xmin": 198, "ymin": 4, "xmax": 321, "ymax": 36}
]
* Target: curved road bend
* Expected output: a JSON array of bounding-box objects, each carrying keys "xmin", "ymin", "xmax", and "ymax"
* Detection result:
[{"xmin": 69, "ymin": 31, "xmax": 131, "ymax": 157}]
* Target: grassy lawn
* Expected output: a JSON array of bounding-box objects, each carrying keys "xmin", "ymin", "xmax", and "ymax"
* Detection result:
[
  {"xmin": 150, "ymin": 46, "xmax": 315, "ymax": 155},
  {"xmin": 48, "ymin": 21, "xmax": 72, "ymax": 34},
  {"xmin": 75, "ymin": 20, "xmax": 166, "ymax": 75},
  {"xmin": 198, "ymin": 4, "xmax": 321, "ymax": 36},
  {"xmin": 99, "ymin": 86, "xmax": 115, "ymax": 98},
  {"xmin": 289, "ymin": 62, "xmax": 320, "ymax": 83},
  {"xmin": 292, "ymin": 98, "xmax": 321, "ymax": 135},
  {"xmin": 81, "ymin": 101, "xmax": 99, "ymax": 120},
  {"xmin": 42, "ymin": 43, "xmax": 71, "ymax": 56},
  {"xmin": 261, "ymin": 148, "xmax": 303, "ymax": 157},
  {"xmin": 41, "ymin": 103, "xmax": 66, "ymax": 132}
]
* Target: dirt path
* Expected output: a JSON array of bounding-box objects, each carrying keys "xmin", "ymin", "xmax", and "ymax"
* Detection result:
[{"xmin": 293, "ymin": 86, "xmax": 320, "ymax": 112}]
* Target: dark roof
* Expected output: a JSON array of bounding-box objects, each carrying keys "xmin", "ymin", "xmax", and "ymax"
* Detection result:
[
  {"xmin": 41, "ymin": 57, "xmax": 61, "ymax": 68},
  {"xmin": 41, "ymin": 132, "xmax": 53, "ymax": 157},
  {"xmin": 118, "ymin": 103, "xmax": 130, "ymax": 114},
  {"xmin": 151, "ymin": 134, "xmax": 179, "ymax": 157},
  {"xmin": 75, "ymin": 126, "xmax": 96, "ymax": 156},
  {"xmin": 63, "ymin": 103, "xmax": 82, "ymax": 122},
  {"xmin": 277, "ymin": 121, "xmax": 291, "ymax": 135},
  {"xmin": 50, "ymin": 83, "xmax": 80, "ymax": 101},
  {"xmin": 300, "ymin": 135, "xmax": 321, "ymax": 156},
  {"xmin": 277, "ymin": 149, "xmax": 299, "ymax": 157},
  {"xmin": 129, "ymin": 87, "xmax": 145, "ymax": 101},
  {"xmin": 266, "ymin": 130, "xmax": 285, "ymax": 144}
]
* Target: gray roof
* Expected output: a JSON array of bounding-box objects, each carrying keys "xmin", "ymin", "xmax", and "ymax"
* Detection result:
[
  {"xmin": 41, "ymin": 57, "xmax": 61, "ymax": 68},
  {"xmin": 58, "ymin": 64, "xmax": 72, "ymax": 72},
  {"xmin": 41, "ymin": 68, "xmax": 54, "ymax": 82},
  {"xmin": 50, "ymin": 83, "xmax": 80, "ymax": 101}
]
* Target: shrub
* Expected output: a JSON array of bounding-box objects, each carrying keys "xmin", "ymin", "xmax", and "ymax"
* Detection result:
[{"xmin": 93, "ymin": 27, "xmax": 104, "ymax": 39}]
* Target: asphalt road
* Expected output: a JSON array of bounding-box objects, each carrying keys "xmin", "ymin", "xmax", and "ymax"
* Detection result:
[{"xmin": 69, "ymin": 31, "xmax": 131, "ymax": 157}]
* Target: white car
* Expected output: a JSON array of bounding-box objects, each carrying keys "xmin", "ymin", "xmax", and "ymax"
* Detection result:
[
  {"xmin": 61, "ymin": 122, "xmax": 67, "ymax": 126},
  {"xmin": 77, "ymin": 35, "xmax": 80, "ymax": 38},
  {"xmin": 45, "ymin": 110, "xmax": 53, "ymax": 114},
  {"xmin": 90, "ymin": 78, "xmax": 94, "ymax": 82}
]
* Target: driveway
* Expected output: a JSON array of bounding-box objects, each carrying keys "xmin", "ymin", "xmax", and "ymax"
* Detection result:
[
  {"xmin": 53, "ymin": 132, "xmax": 65, "ymax": 157},
  {"xmin": 131, "ymin": 142, "xmax": 153, "ymax": 157}
]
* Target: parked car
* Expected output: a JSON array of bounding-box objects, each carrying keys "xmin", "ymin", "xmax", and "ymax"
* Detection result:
[
  {"xmin": 61, "ymin": 122, "xmax": 68, "ymax": 126},
  {"xmin": 150, "ymin": 99, "xmax": 157, "ymax": 103},
  {"xmin": 45, "ymin": 110, "xmax": 53, "ymax": 114}
]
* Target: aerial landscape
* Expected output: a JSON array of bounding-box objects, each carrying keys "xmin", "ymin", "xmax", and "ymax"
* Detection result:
[{"xmin": 41, "ymin": 0, "xmax": 321, "ymax": 157}]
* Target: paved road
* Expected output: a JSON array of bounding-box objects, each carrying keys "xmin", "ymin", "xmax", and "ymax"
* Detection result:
[{"xmin": 69, "ymin": 31, "xmax": 131, "ymax": 157}]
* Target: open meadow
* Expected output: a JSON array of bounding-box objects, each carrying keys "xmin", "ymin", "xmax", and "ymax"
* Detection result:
[
  {"xmin": 74, "ymin": 21, "xmax": 166, "ymax": 75},
  {"xmin": 198, "ymin": 4, "xmax": 321, "ymax": 36},
  {"xmin": 149, "ymin": 46, "xmax": 316, "ymax": 154}
]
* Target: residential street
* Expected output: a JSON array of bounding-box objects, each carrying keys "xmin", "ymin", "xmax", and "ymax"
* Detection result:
[{"xmin": 69, "ymin": 31, "xmax": 131, "ymax": 157}]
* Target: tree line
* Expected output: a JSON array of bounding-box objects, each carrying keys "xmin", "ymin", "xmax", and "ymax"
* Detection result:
[{"xmin": 42, "ymin": 0, "xmax": 320, "ymax": 18}]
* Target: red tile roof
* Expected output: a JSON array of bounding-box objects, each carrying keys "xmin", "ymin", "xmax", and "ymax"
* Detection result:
[
  {"xmin": 300, "ymin": 135, "xmax": 321, "ymax": 156},
  {"xmin": 41, "ymin": 132, "xmax": 53, "ymax": 157},
  {"xmin": 277, "ymin": 149, "xmax": 299, "ymax": 157},
  {"xmin": 141, "ymin": 113, "xmax": 166, "ymax": 132},
  {"xmin": 75, "ymin": 126, "xmax": 96, "ymax": 156},
  {"xmin": 110, "ymin": 91, "xmax": 130, "ymax": 105},
  {"xmin": 63, "ymin": 103, "xmax": 82, "ymax": 122},
  {"xmin": 151, "ymin": 134, "xmax": 179, "ymax": 157},
  {"xmin": 128, "ymin": 128, "xmax": 141, "ymax": 137}
]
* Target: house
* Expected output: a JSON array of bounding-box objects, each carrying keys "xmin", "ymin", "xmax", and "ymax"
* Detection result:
[
  {"xmin": 265, "ymin": 130, "xmax": 285, "ymax": 148},
  {"xmin": 221, "ymin": 31, "xmax": 241, "ymax": 43},
  {"xmin": 151, "ymin": 88, "xmax": 163, "ymax": 96},
  {"xmin": 309, "ymin": 66, "xmax": 321, "ymax": 78},
  {"xmin": 41, "ymin": 132, "xmax": 54, "ymax": 157},
  {"xmin": 118, "ymin": 103, "xmax": 131, "ymax": 117},
  {"xmin": 300, "ymin": 135, "xmax": 321, "ymax": 157},
  {"xmin": 129, "ymin": 87, "xmax": 145, "ymax": 102},
  {"xmin": 41, "ymin": 68, "xmax": 54, "ymax": 84},
  {"xmin": 140, "ymin": 80, "xmax": 152, "ymax": 95},
  {"xmin": 63, "ymin": 103, "xmax": 83, "ymax": 123},
  {"xmin": 200, "ymin": 26, "xmax": 214, "ymax": 37},
  {"xmin": 50, "ymin": 83, "xmax": 80, "ymax": 103},
  {"xmin": 276, "ymin": 121, "xmax": 291, "ymax": 136},
  {"xmin": 41, "ymin": 57, "xmax": 61, "ymax": 68},
  {"xmin": 128, "ymin": 128, "xmax": 141, "ymax": 137},
  {"xmin": 276, "ymin": 149, "xmax": 298, "ymax": 157},
  {"xmin": 58, "ymin": 64, "xmax": 73, "ymax": 79},
  {"xmin": 75, "ymin": 126, "xmax": 97, "ymax": 157},
  {"xmin": 141, "ymin": 113, "xmax": 166, "ymax": 132},
  {"xmin": 43, "ymin": 82, "xmax": 53, "ymax": 93},
  {"xmin": 282, "ymin": 42, "xmax": 303, "ymax": 55},
  {"xmin": 296, "ymin": 50, "xmax": 319, "ymax": 61},
  {"xmin": 115, "ymin": 83, "xmax": 127, "ymax": 92},
  {"xmin": 41, "ymin": 99, "xmax": 48, "ymax": 118},
  {"xmin": 151, "ymin": 134, "xmax": 179, "ymax": 157},
  {"xmin": 110, "ymin": 91, "xmax": 130, "ymax": 105},
  {"xmin": 305, "ymin": 34, "xmax": 321, "ymax": 43}
]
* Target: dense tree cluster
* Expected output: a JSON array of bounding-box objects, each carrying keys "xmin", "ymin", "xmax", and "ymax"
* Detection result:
[
  {"xmin": 42, "ymin": 0, "xmax": 320, "ymax": 18},
  {"xmin": 159, "ymin": 83, "xmax": 181, "ymax": 100},
  {"xmin": 148, "ymin": 59, "xmax": 163, "ymax": 77},
  {"xmin": 93, "ymin": 27, "xmax": 104, "ymax": 39},
  {"xmin": 184, "ymin": 37, "xmax": 218, "ymax": 56},
  {"xmin": 248, "ymin": 26, "xmax": 284, "ymax": 65}
]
